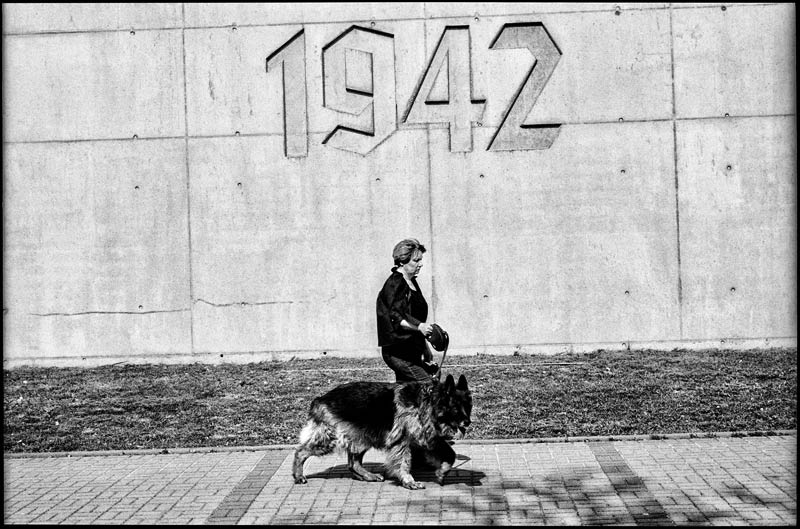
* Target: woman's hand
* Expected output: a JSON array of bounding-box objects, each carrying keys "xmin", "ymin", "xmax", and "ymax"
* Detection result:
[{"xmin": 418, "ymin": 322, "xmax": 433, "ymax": 337}]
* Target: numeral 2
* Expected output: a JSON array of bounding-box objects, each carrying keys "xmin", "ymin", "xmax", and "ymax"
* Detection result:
[{"xmin": 488, "ymin": 23, "xmax": 562, "ymax": 151}]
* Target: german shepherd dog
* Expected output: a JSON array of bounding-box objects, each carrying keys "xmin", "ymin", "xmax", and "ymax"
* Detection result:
[{"xmin": 292, "ymin": 374, "xmax": 472, "ymax": 490}]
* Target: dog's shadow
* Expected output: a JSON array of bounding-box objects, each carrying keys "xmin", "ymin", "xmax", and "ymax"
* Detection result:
[{"xmin": 303, "ymin": 454, "xmax": 485, "ymax": 487}]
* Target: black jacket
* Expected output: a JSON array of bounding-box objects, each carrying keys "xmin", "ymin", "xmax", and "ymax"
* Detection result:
[{"xmin": 376, "ymin": 269, "xmax": 428, "ymax": 347}]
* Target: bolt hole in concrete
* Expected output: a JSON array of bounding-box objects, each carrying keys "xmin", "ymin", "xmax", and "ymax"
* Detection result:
[
  {"xmin": 134, "ymin": 185, "xmax": 139, "ymax": 190},
  {"xmin": 725, "ymin": 113, "xmax": 730, "ymax": 117},
  {"xmin": 625, "ymin": 290, "xmax": 630, "ymax": 295},
  {"xmin": 618, "ymin": 117, "xmax": 624, "ymax": 122},
  {"xmin": 620, "ymin": 169, "xmax": 626, "ymax": 174},
  {"xmin": 375, "ymin": 177, "xmax": 380, "ymax": 182},
  {"xmin": 731, "ymin": 287, "xmax": 736, "ymax": 293},
  {"xmin": 133, "ymin": 134, "xmax": 138, "ymax": 139},
  {"xmin": 721, "ymin": 5, "xmax": 727, "ymax": 11},
  {"xmin": 235, "ymin": 131, "xmax": 240, "ymax": 136},
  {"xmin": 130, "ymin": 30, "xmax": 135, "ymax": 35},
  {"xmin": 479, "ymin": 174, "xmax": 485, "ymax": 179},
  {"xmin": 138, "ymin": 305, "xmax": 143, "ymax": 310},
  {"xmin": 237, "ymin": 182, "xmax": 242, "ymax": 187},
  {"xmin": 726, "ymin": 165, "xmax": 732, "ymax": 171},
  {"xmin": 232, "ymin": 24, "xmax": 237, "ymax": 31}
]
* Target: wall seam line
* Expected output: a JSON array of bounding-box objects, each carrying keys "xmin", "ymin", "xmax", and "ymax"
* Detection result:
[
  {"xmin": 5, "ymin": 3, "xmax": 778, "ymax": 38},
  {"xmin": 4, "ymin": 114, "xmax": 795, "ymax": 146},
  {"xmin": 181, "ymin": 3, "xmax": 196, "ymax": 357},
  {"xmin": 29, "ymin": 309, "xmax": 190, "ymax": 317},
  {"xmin": 4, "ymin": 335, "xmax": 794, "ymax": 364},
  {"xmin": 422, "ymin": 5, "xmax": 438, "ymax": 326},
  {"xmin": 669, "ymin": 5, "xmax": 684, "ymax": 341},
  {"xmin": 426, "ymin": 127, "xmax": 437, "ymax": 325}
]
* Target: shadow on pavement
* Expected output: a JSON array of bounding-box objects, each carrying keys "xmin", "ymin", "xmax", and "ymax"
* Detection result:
[
  {"xmin": 298, "ymin": 457, "xmax": 794, "ymax": 524},
  {"xmin": 304, "ymin": 461, "xmax": 487, "ymax": 487}
]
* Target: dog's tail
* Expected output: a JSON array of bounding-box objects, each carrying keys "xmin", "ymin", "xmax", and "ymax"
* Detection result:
[
  {"xmin": 307, "ymin": 397, "xmax": 329, "ymax": 423},
  {"xmin": 298, "ymin": 419, "xmax": 332, "ymax": 446},
  {"xmin": 298, "ymin": 398, "xmax": 336, "ymax": 448}
]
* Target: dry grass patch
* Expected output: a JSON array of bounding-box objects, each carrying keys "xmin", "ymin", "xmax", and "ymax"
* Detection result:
[{"xmin": 4, "ymin": 348, "xmax": 796, "ymax": 453}]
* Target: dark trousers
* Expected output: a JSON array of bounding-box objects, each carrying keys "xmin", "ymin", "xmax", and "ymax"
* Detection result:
[{"xmin": 381, "ymin": 349, "xmax": 431, "ymax": 383}]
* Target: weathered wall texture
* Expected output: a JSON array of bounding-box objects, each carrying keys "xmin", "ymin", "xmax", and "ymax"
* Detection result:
[{"xmin": 2, "ymin": 3, "xmax": 796, "ymax": 367}]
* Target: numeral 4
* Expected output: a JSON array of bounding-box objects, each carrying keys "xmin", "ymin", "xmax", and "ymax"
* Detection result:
[{"xmin": 403, "ymin": 26, "xmax": 486, "ymax": 153}]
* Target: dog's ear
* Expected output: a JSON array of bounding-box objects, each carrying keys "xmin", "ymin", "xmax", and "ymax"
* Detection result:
[
  {"xmin": 444, "ymin": 373, "xmax": 455, "ymax": 392},
  {"xmin": 457, "ymin": 374, "xmax": 468, "ymax": 391}
]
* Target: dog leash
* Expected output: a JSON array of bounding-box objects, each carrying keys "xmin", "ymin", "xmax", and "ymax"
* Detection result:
[
  {"xmin": 451, "ymin": 456, "xmax": 470, "ymax": 470},
  {"xmin": 437, "ymin": 343, "xmax": 448, "ymax": 378},
  {"xmin": 432, "ymin": 340, "xmax": 448, "ymax": 382},
  {"xmin": 424, "ymin": 323, "xmax": 449, "ymax": 381}
]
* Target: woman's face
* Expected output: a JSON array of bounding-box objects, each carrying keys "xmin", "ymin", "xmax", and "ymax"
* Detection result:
[{"xmin": 401, "ymin": 250, "xmax": 424, "ymax": 278}]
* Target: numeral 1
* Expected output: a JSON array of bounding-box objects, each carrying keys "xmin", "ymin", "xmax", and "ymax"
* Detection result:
[{"xmin": 266, "ymin": 29, "xmax": 308, "ymax": 158}]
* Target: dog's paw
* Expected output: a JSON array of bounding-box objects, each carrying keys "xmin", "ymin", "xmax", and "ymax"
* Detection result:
[
  {"xmin": 293, "ymin": 476, "xmax": 308, "ymax": 485},
  {"xmin": 353, "ymin": 471, "xmax": 385, "ymax": 482},
  {"xmin": 435, "ymin": 461, "xmax": 452, "ymax": 485},
  {"xmin": 401, "ymin": 477, "xmax": 425, "ymax": 490}
]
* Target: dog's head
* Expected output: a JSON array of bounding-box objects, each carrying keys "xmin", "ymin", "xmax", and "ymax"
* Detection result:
[{"xmin": 432, "ymin": 374, "xmax": 472, "ymax": 439}]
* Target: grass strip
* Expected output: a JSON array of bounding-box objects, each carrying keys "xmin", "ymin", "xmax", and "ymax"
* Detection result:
[{"xmin": 3, "ymin": 348, "xmax": 796, "ymax": 453}]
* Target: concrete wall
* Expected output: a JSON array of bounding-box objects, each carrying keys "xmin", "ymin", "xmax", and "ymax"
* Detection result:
[{"xmin": 2, "ymin": 3, "xmax": 796, "ymax": 367}]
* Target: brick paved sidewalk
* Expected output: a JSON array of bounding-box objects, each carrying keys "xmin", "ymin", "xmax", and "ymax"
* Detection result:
[{"xmin": 4, "ymin": 433, "xmax": 796, "ymax": 525}]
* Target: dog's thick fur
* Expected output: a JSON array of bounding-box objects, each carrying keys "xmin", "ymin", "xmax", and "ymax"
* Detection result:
[{"xmin": 292, "ymin": 374, "xmax": 472, "ymax": 490}]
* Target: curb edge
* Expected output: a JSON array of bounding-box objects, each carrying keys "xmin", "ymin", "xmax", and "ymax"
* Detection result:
[{"xmin": 4, "ymin": 429, "xmax": 796, "ymax": 459}]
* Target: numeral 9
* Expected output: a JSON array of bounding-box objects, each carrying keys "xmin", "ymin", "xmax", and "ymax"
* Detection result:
[{"xmin": 321, "ymin": 26, "xmax": 397, "ymax": 155}]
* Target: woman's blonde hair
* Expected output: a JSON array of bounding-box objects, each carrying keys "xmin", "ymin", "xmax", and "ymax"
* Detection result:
[{"xmin": 392, "ymin": 238, "xmax": 427, "ymax": 267}]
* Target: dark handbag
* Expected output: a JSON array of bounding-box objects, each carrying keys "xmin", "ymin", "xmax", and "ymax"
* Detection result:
[{"xmin": 426, "ymin": 323, "xmax": 449, "ymax": 352}]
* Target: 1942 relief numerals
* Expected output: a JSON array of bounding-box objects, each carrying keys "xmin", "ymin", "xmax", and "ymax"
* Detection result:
[{"xmin": 266, "ymin": 23, "xmax": 561, "ymax": 157}]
